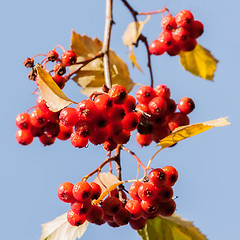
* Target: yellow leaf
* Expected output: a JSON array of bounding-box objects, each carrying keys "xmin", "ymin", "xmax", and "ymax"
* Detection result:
[
  {"xmin": 69, "ymin": 31, "xmax": 134, "ymax": 97},
  {"xmin": 138, "ymin": 215, "xmax": 207, "ymax": 240},
  {"xmin": 129, "ymin": 46, "xmax": 143, "ymax": 71},
  {"xmin": 122, "ymin": 16, "xmax": 150, "ymax": 47},
  {"xmin": 35, "ymin": 66, "xmax": 76, "ymax": 112},
  {"xmin": 158, "ymin": 117, "xmax": 231, "ymax": 149},
  {"xmin": 179, "ymin": 44, "xmax": 219, "ymax": 81}
]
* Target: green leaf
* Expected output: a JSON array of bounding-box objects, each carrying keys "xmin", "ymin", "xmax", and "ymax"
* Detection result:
[
  {"xmin": 69, "ymin": 31, "xmax": 134, "ymax": 96},
  {"xmin": 40, "ymin": 212, "xmax": 88, "ymax": 240},
  {"xmin": 35, "ymin": 65, "xmax": 76, "ymax": 112},
  {"xmin": 137, "ymin": 215, "xmax": 207, "ymax": 240},
  {"xmin": 179, "ymin": 44, "xmax": 219, "ymax": 81}
]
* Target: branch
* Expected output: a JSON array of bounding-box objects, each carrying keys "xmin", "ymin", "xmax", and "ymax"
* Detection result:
[{"xmin": 102, "ymin": 0, "xmax": 114, "ymax": 89}]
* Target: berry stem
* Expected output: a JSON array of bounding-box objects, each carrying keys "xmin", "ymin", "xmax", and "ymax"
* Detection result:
[
  {"xmin": 121, "ymin": 146, "xmax": 149, "ymax": 176},
  {"xmin": 54, "ymin": 44, "xmax": 66, "ymax": 52},
  {"xmin": 138, "ymin": 6, "xmax": 169, "ymax": 16},
  {"xmin": 147, "ymin": 148, "xmax": 163, "ymax": 169},
  {"xmin": 102, "ymin": 0, "xmax": 114, "ymax": 89}
]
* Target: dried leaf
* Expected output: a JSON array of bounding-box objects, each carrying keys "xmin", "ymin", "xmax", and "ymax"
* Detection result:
[
  {"xmin": 179, "ymin": 44, "xmax": 219, "ymax": 81},
  {"xmin": 158, "ymin": 117, "xmax": 231, "ymax": 149},
  {"xmin": 69, "ymin": 31, "xmax": 134, "ymax": 96},
  {"xmin": 35, "ymin": 66, "xmax": 76, "ymax": 112},
  {"xmin": 129, "ymin": 46, "xmax": 143, "ymax": 71},
  {"xmin": 93, "ymin": 172, "xmax": 123, "ymax": 205},
  {"xmin": 40, "ymin": 212, "xmax": 88, "ymax": 240},
  {"xmin": 122, "ymin": 16, "xmax": 150, "ymax": 47},
  {"xmin": 137, "ymin": 215, "xmax": 207, "ymax": 240}
]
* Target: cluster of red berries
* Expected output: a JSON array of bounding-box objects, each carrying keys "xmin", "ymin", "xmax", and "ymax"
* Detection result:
[
  {"xmin": 135, "ymin": 85, "xmax": 195, "ymax": 147},
  {"xmin": 149, "ymin": 10, "xmax": 204, "ymax": 56},
  {"xmin": 24, "ymin": 47, "xmax": 77, "ymax": 89},
  {"xmin": 57, "ymin": 166, "xmax": 178, "ymax": 229}
]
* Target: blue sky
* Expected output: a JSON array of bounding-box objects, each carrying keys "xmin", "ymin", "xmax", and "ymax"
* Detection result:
[{"xmin": 1, "ymin": 0, "xmax": 239, "ymax": 239}]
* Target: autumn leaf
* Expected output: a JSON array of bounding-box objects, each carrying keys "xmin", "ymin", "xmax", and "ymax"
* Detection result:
[
  {"xmin": 158, "ymin": 117, "xmax": 231, "ymax": 149},
  {"xmin": 69, "ymin": 31, "xmax": 134, "ymax": 96},
  {"xmin": 40, "ymin": 212, "xmax": 88, "ymax": 240},
  {"xmin": 137, "ymin": 215, "xmax": 207, "ymax": 240},
  {"xmin": 179, "ymin": 44, "xmax": 219, "ymax": 81},
  {"xmin": 35, "ymin": 65, "xmax": 76, "ymax": 112},
  {"xmin": 122, "ymin": 16, "xmax": 149, "ymax": 70}
]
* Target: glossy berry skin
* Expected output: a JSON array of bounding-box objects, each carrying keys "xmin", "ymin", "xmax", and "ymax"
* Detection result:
[
  {"xmin": 166, "ymin": 42, "xmax": 181, "ymax": 56},
  {"xmin": 39, "ymin": 135, "xmax": 56, "ymax": 146},
  {"xmin": 141, "ymin": 199, "xmax": 159, "ymax": 214},
  {"xmin": 122, "ymin": 112, "xmax": 139, "ymax": 131},
  {"xmin": 178, "ymin": 97, "xmax": 195, "ymax": 114},
  {"xmin": 57, "ymin": 182, "xmax": 75, "ymax": 203},
  {"xmin": 102, "ymin": 196, "xmax": 122, "ymax": 216},
  {"xmin": 129, "ymin": 217, "xmax": 147, "ymax": 230},
  {"xmin": 166, "ymin": 98, "xmax": 177, "ymax": 115},
  {"xmin": 72, "ymin": 181, "xmax": 92, "ymax": 202},
  {"xmin": 189, "ymin": 20, "xmax": 204, "ymax": 39},
  {"xmin": 168, "ymin": 112, "xmax": 190, "ymax": 132},
  {"xmin": 57, "ymin": 123, "xmax": 72, "ymax": 140},
  {"xmin": 149, "ymin": 39, "xmax": 166, "ymax": 55},
  {"xmin": 59, "ymin": 107, "xmax": 79, "ymax": 127},
  {"xmin": 43, "ymin": 122, "xmax": 60, "ymax": 138},
  {"xmin": 108, "ymin": 105, "xmax": 125, "ymax": 122},
  {"xmin": 89, "ymin": 128, "xmax": 109, "ymax": 145},
  {"xmin": 108, "ymin": 85, "xmax": 127, "ymax": 105},
  {"xmin": 158, "ymin": 31, "xmax": 175, "ymax": 50},
  {"xmin": 154, "ymin": 84, "xmax": 171, "ymax": 99},
  {"xmin": 94, "ymin": 94, "xmax": 113, "ymax": 114},
  {"xmin": 157, "ymin": 185, "xmax": 174, "ymax": 202},
  {"xmin": 136, "ymin": 86, "xmax": 156, "ymax": 105},
  {"xmin": 89, "ymin": 182, "xmax": 102, "ymax": 200},
  {"xmin": 71, "ymin": 199, "xmax": 92, "ymax": 215},
  {"xmin": 15, "ymin": 112, "xmax": 31, "ymax": 129},
  {"xmin": 125, "ymin": 199, "xmax": 144, "ymax": 220},
  {"xmin": 67, "ymin": 209, "xmax": 86, "ymax": 226},
  {"xmin": 172, "ymin": 27, "xmax": 190, "ymax": 45},
  {"xmin": 46, "ymin": 50, "xmax": 59, "ymax": 62},
  {"xmin": 158, "ymin": 199, "xmax": 176, "ymax": 217},
  {"xmin": 30, "ymin": 108, "xmax": 48, "ymax": 128},
  {"xmin": 86, "ymin": 205, "xmax": 104, "ymax": 224},
  {"xmin": 161, "ymin": 15, "xmax": 177, "ymax": 32},
  {"xmin": 15, "ymin": 129, "xmax": 33, "ymax": 145},
  {"xmin": 75, "ymin": 120, "xmax": 95, "ymax": 138},
  {"xmin": 148, "ymin": 168, "xmax": 167, "ymax": 187},
  {"xmin": 136, "ymin": 133, "xmax": 152, "ymax": 147},
  {"xmin": 175, "ymin": 10, "xmax": 194, "ymax": 29},
  {"xmin": 129, "ymin": 181, "xmax": 143, "ymax": 200},
  {"xmin": 112, "ymin": 130, "xmax": 130, "ymax": 144},
  {"xmin": 148, "ymin": 97, "xmax": 168, "ymax": 116},
  {"xmin": 53, "ymin": 62, "xmax": 66, "ymax": 76},
  {"xmin": 52, "ymin": 74, "xmax": 65, "ymax": 89},
  {"xmin": 162, "ymin": 166, "xmax": 179, "ymax": 186},
  {"xmin": 113, "ymin": 208, "xmax": 131, "ymax": 226},
  {"xmin": 76, "ymin": 99, "xmax": 98, "ymax": 121},
  {"xmin": 61, "ymin": 50, "xmax": 77, "ymax": 66},
  {"xmin": 122, "ymin": 95, "xmax": 136, "ymax": 113},
  {"xmin": 138, "ymin": 182, "xmax": 158, "ymax": 202},
  {"xmin": 70, "ymin": 132, "xmax": 88, "ymax": 148},
  {"xmin": 103, "ymin": 138, "xmax": 117, "ymax": 151}
]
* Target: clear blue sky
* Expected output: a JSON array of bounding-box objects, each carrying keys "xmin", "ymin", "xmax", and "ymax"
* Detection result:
[{"xmin": 1, "ymin": 0, "xmax": 239, "ymax": 239}]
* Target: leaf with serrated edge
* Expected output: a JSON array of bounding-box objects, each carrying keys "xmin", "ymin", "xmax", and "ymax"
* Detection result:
[
  {"xmin": 179, "ymin": 44, "xmax": 219, "ymax": 81},
  {"xmin": 35, "ymin": 66, "xmax": 76, "ymax": 112},
  {"xmin": 40, "ymin": 212, "xmax": 88, "ymax": 240},
  {"xmin": 157, "ymin": 117, "xmax": 231, "ymax": 149},
  {"xmin": 69, "ymin": 31, "xmax": 134, "ymax": 97},
  {"xmin": 137, "ymin": 215, "xmax": 207, "ymax": 240}
]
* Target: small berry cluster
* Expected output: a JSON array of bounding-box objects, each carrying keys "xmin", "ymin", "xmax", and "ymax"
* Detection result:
[
  {"xmin": 24, "ymin": 46, "xmax": 77, "ymax": 89},
  {"xmin": 135, "ymin": 85, "xmax": 195, "ymax": 147},
  {"xmin": 149, "ymin": 10, "xmax": 204, "ymax": 56},
  {"xmin": 58, "ymin": 166, "xmax": 178, "ymax": 229}
]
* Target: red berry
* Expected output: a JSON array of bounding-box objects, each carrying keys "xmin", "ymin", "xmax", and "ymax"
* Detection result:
[
  {"xmin": 172, "ymin": 27, "xmax": 190, "ymax": 45},
  {"xmin": 15, "ymin": 129, "xmax": 33, "ymax": 145},
  {"xmin": 148, "ymin": 97, "xmax": 168, "ymax": 116},
  {"xmin": 136, "ymin": 86, "xmax": 156, "ymax": 105},
  {"xmin": 108, "ymin": 105, "xmax": 125, "ymax": 122},
  {"xmin": 125, "ymin": 199, "xmax": 144, "ymax": 220},
  {"xmin": 53, "ymin": 62, "xmax": 66, "ymax": 76},
  {"xmin": 112, "ymin": 130, "xmax": 130, "ymax": 144},
  {"xmin": 108, "ymin": 84, "xmax": 127, "ymax": 104},
  {"xmin": 15, "ymin": 112, "xmax": 31, "ymax": 129},
  {"xmin": 113, "ymin": 208, "xmax": 131, "ymax": 226},
  {"xmin": 71, "ymin": 199, "xmax": 92, "ymax": 215},
  {"xmin": 161, "ymin": 15, "xmax": 177, "ymax": 31},
  {"xmin": 162, "ymin": 166, "xmax": 179, "ymax": 186},
  {"xmin": 59, "ymin": 107, "xmax": 79, "ymax": 127},
  {"xmin": 122, "ymin": 112, "xmax": 139, "ymax": 131},
  {"xmin": 76, "ymin": 99, "xmax": 98, "ymax": 122},
  {"xmin": 75, "ymin": 120, "xmax": 95, "ymax": 138},
  {"xmin": 30, "ymin": 125, "xmax": 44, "ymax": 137},
  {"xmin": 149, "ymin": 39, "xmax": 166, "ymax": 55},
  {"xmin": 108, "ymin": 121, "xmax": 123, "ymax": 136},
  {"xmin": 122, "ymin": 95, "xmax": 136, "ymax": 113},
  {"xmin": 166, "ymin": 98, "xmax": 177, "ymax": 115},
  {"xmin": 158, "ymin": 31, "xmax": 175, "ymax": 50},
  {"xmin": 168, "ymin": 112, "xmax": 190, "ymax": 131},
  {"xmin": 39, "ymin": 135, "xmax": 56, "ymax": 146},
  {"xmin": 43, "ymin": 122, "xmax": 60, "ymax": 138},
  {"xmin": 57, "ymin": 182, "xmax": 75, "ymax": 203},
  {"xmin": 137, "ymin": 116, "xmax": 153, "ymax": 135},
  {"xmin": 178, "ymin": 97, "xmax": 195, "ymax": 114},
  {"xmin": 57, "ymin": 123, "xmax": 72, "ymax": 140},
  {"xmin": 166, "ymin": 42, "xmax": 181, "ymax": 56},
  {"xmin": 86, "ymin": 205, "xmax": 104, "ymax": 224},
  {"xmin": 67, "ymin": 209, "xmax": 86, "ymax": 226},
  {"xmin": 73, "ymin": 181, "xmax": 92, "ymax": 202},
  {"xmin": 138, "ymin": 182, "xmax": 158, "ymax": 202},
  {"xmin": 188, "ymin": 20, "xmax": 204, "ymax": 39},
  {"xmin": 23, "ymin": 58, "xmax": 34, "ymax": 68},
  {"xmin": 89, "ymin": 128, "xmax": 109, "ymax": 145},
  {"xmin": 102, "ymin": 196, "xmax": 122, "ymax": 216},
  {"xmin": 180, "ymin": 38, "xmax": 197, "ymax": 51},
  {"xmin": 110, "ymin": 188, "xmax": 127, "ymax": 201},
  {"xmin": 158, "ymin": 199, "xmax": 176, "ymax": 217},
  {"xmin": 175, "ymin": 10, "xmax": 194, "ymax": 29},
  {"xmin": 136, "ymin": 133, "xmax": 152, "ymax": 147},
  {"xmin": 129, "ymin": 217, "xmax": 147, "ymax": 230},
  {"xmin": 52, "ymin": 74, "xmax": 65, "ymax": 89},
  {"xmin": 157, "ymin": 185, "xmax": 174, "ymax": 202},
  {"xmin": 141, "ymin": 199, "xmax": 159, "ymax": 214},
  {"xmin": 129, "ymin": 181, "xmax": 143, "ymax": 200},
  {"xmin": 70, "ymin": 132, "xmax": 88, "ymax": 148},
  {"xmin": 46, "ymin": 50, "xmax": 59, "ymax": 62},
  {"xmin": 61, "ymin": 50, "xmax": 77, "ymax": 66},
  {"xmin": 103, "ymin": 138, "xmax": 117, "ymax": 151},
  {"xmin": 89, "ymin": 182, "xmax": 102, "ymax": 200},
  {"xmin": 148, "ymin": 168, "xmax": 167, "ymax": 187},
  {"xmin": 94, "ymin": 94, "xmax": 113, "ymax": 114},
  {"xmin": 150, "ymin": 124, "xmax": 170, "ymax": 143},
  {"xmin": 154, "ymin": 84, "xmax": 171, "ymax": 99},
  {"xmin": 30, "ymin": 108, "xmax": 48, "ymax": 128}
]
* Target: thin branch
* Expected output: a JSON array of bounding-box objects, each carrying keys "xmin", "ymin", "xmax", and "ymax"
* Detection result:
[
  {"xmin": 121, "ymin": 0, "xmax": 137, "ymax": 22},
  {"xmin": 102, "ymin": 0, "xmax": 114, "ymax": 89}
]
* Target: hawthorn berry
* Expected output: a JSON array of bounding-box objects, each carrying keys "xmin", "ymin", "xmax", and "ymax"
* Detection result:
[
  {"xmin": 113, "ymin": 208, "xmax": 131, "ymax": 226},
  {"xmin": 57, "ymin": 123, "xmax": 72, "ymax": 140},
  {"xmin": 136, "ymin": 133, "xmax": 152, "ymax": 147},
  {"xmin": 178, "ymin": 97, "xmax": 195, "ymax": 114},
  {"xmin": 129, "ymin": 217, "xmax": 147, "ymax": 230},
  {"xmin": 89, "ymin": 182, "xmax": 102, "ymax": 200},
  {"xmin": 53, "ymin": 62, "xmax": 66, "ymax": 76},
  {"xmin": 46, "ymin": 50, "xmax": 59, "ymax": 62},
  {"xmin": 57, "ymin": 182, "xmax": 75, "ymax": 203},
  {"xmin": 129, "ymin": 181, "xmax": 143, "ymax": 200},
  {"xmin": 175, "ymin": 10, "xmax": 194, "ymax": 29},
  {"xmin": 125, "ymin": 199, "xmax": 144, "ymax": 220},
  {"xmin": 61, "ymin": 50, "xmax": 77, "ymax": 66},
  {"xmin": 30, "ymin": 108, "xmax": 48, "ymax": 128},
  {"xmin": 70, "ymin": 132, "xmax": 88, "ymax": 148},
  {"xmin": 148, "ymin": 168, "xmax": 167, "ymax": 187},
  {"xmin": 76, "ymin": 99, "xmax": 99, "ymax": 122},
  {"xmin": 59, "ymin": 107, "xmax": 79, "ymax": 127},
  {"xmin": 162, "ymin": 166, "xmax": 179, "ymax": 186},
  {"xmin": 158, "ymin": 31, "xmax": 175, "ymax": 50},
  {"xmin": 158, "ymin": 199, "xmax": 176, "ymax": 217},
  {"xmin": 168, "ymin": 112, "xmax": 190, "ymax": 131},
  {"xmin": 136, "ymin": 86, "xmax": 156, "ymax": 105},
  {"xmin": 23, "ymin": 58, "xmax": 34, "ymax": 68},
  {"xmin": 189, "ymin": 20, "xmax": 204, "ymax": 39},
  {"xmin": 86, "ymin": 205, "xmax": 104, "ymax": 224},
  {"xmin": 67, "ymin": 209, "xmax": 86, "ymax": 226},
  {"xmin": 15, "ymin": 129, "xmax": 33, "ymax": 145},
  {"xmin": 154, "ymin": 84, "xmax": 171, "ymax": 99},
  {"xmin": 15, "ymin": 112, "xmax": 31, "ymax": 129},
  {"xmin": 39, "ymin": 135, "xmax": 56, "ymax": 146},
  {"xmin": 73, "ymin": 181, "xmax": 92, "ymax": 202},
  {"xmin": 161, "ymin": 15, "xmax": 177, "ymax": 32},
  {"xmin": 149, "ymin": 39, "xmax": 166, "ymax": 55},
  {"xmin": 102, "ymin": 196, "xmax": 122, "ymax": 216},
  {"xmin": 52, "ymin": 74, "xmax": 65, "ymax": 89},
  {"xmin": 108, "ymin": 84, "xmax": 127, "ymax": 104},
  {"xmin": 71, "ymin": 199, "xmax": 92, "ymax": 215},
  {"xmin": 157, "ymin": 185, "xmax": 174, "ymax": 203},
  {"xmin": 138, "ymin": 182, "xmax": 158, "ymax": 202},
  {"xmin": 148, "ymin": 97, "xmax": 168, "ymax": 116}
]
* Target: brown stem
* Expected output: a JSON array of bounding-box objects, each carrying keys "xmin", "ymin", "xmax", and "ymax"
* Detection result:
[
  {"xmin": 102, "ymin": 0, "xmax": 114, "ymax": 89},
  {"xmin": 139, "ymin": 34, "xmax": 154, "ymax": 88},
  {"xmin": 121, "ymin": 145, "xmax": 149, "ymax": 177},
  {"xmin": 115, "ymin": 144, "xmax": 124, "ymax": 201}
]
